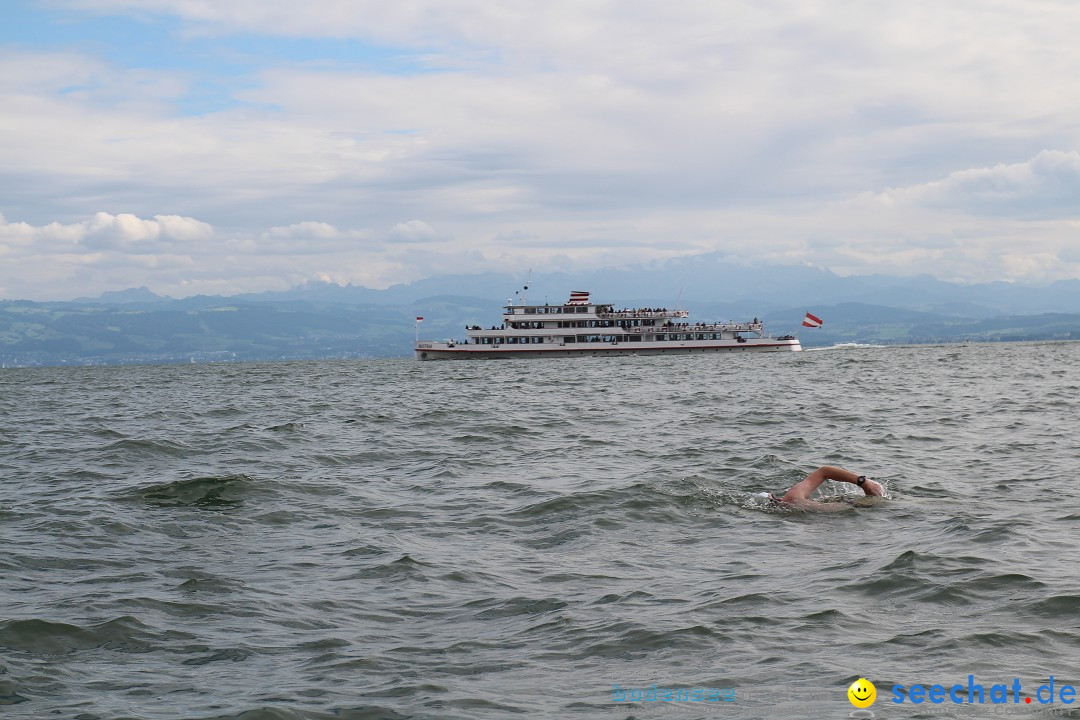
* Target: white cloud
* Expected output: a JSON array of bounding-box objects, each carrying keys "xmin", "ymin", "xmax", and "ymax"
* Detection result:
[
  {"xmin": 269, "ymin": 221, "xmax": 343, "ymax": 239},
  {"xmin": 4, "ymin": 2, "xmax": 1080, "ymax": 296},
  {"xmin": 154, "ymin": 214, "xmax": 215, "ymax": 241},
  {"xmin": 388, "ymin": 220, "xmax": 439, "ymax": 243},
  {"xmin": 870, "ymin": 150, "xmax": 1080, "ymax": 218}
]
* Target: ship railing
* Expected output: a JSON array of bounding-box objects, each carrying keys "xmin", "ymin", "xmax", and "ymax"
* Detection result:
[
  {"xmin": 595, "ymin": 310, "xmax": 689, "ymax": 319},
  {"xmin": 623, "ymin": 323, "xmax": 764, "ymax": 334}
]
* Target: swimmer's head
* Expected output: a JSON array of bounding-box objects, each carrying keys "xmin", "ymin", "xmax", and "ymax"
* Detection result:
[{"xmin": 753, "ymin": 492, "xmax": 783, "ymax": 504}]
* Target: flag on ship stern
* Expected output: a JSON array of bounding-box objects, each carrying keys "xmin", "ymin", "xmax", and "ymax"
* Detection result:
[{"xmin": 802, "ymin": 312, "xmax": 823, "ymax": 328}]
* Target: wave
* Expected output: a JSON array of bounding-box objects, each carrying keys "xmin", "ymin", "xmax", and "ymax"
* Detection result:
[
  {"xmin": 119, "ymin": 474, "xmax": 262, "ymax": 508},
  {"xmin": 197, "ymin": 707, "xmax": 412, "ymax": 720},
  {"xmin": 805, "ymin": 342, "xmax": 886, "ymax": 351},
  {"xmin": 266, "ymin": 422, "xmax": 305, "ymax": 432},
  {"xmin": 0, "ymin": 615, "xmax": 179, "ymax": 655},
  {"xmin": 99, "ymin": 437, "xmax": 195, "ymax": 457}
]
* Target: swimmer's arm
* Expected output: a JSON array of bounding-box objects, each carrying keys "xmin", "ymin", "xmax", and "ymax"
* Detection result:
[
  {"xmin": 781, "ymin": 466, "xmax": 883, "ymax": 503},
  {"xmin": 817, "ymin": 466, "xmax": 884, "ymax": 496}
]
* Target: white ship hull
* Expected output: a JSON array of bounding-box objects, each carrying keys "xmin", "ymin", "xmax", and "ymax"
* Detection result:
[{"xmin": 416, "ymin": 337, "xmax": 801, "ymax": 360}]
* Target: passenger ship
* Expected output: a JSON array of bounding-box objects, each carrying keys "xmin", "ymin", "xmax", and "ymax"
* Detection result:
[{"xmin": 414, "ymin": 290, "xmax": 801, "ymax": 360}]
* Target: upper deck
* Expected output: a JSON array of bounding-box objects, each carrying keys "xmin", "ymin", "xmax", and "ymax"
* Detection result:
[
  {"xmin": 502, "ymin": 290, "xmax": 688, "ymax": 322},
  {"xmin": 502, "ymin": 304, "xmax": 688, "ymax": 321},
  {"xmin": 467, "ymin": 290, "xmax": 770, "ymax": 341}
]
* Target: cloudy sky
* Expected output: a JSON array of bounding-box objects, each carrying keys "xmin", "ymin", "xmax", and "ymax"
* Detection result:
[{"xmin": 2, "ymin": 0, "xmax": 1079, "ymax": 299}]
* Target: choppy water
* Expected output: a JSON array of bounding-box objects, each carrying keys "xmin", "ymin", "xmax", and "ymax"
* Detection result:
[{"xmin": 2, "ymin": 342, "xmax": 1080, "ymax": 720}]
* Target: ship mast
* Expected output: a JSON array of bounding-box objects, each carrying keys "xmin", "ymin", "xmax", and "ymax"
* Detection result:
[{"xmin": 513, "ymin": 269, "xmax": 533, "ymax": 306}]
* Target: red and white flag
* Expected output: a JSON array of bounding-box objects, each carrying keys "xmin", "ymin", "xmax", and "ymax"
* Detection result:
[
  {"xmin": 568, "ymin": 290, "xmax": 591, "ymax": 305},
  {"xmin": 415, "ymin": 316, "xmax": 424, "ymax": 322},
  {"xmin": 802, "ymin": 312, "xmax": 823, "ymax": 328}
]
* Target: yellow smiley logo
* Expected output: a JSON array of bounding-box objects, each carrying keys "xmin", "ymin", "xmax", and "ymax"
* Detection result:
[{"xmin": 847, "ymin": 678, "xmax": 876, "ymax": 708}]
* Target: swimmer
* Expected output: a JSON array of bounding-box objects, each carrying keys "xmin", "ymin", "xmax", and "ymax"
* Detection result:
[{"xmin": 761, "ymin": 465, "xmax": 884, "ymax": 511}]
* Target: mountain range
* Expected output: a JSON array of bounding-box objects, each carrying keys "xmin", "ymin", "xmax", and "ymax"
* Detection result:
[{"xmin": 3, "ymin": 257, "xmax": 1079, "ymax": 365}]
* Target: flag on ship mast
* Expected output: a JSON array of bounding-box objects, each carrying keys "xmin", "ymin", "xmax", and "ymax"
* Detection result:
[
  {"xmin": 802, "ymin": 312, "xmax": 823, "ymax": 328},
  {"xmin": 568, "ymin": 291, "xmax": 590, "ymax": 305},
  {"xmin": 415, "ymin": 316, "xmax": 424, "ymax": 322}
]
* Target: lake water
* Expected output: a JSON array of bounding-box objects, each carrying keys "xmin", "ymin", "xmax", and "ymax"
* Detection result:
[{"xmin": 2, "ymin": 342, "xmax": 1079, "ymax": 719}]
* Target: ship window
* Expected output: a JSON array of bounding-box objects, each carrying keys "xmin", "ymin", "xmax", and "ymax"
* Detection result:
[
  {"xmin": 576, "ymin": 306, "xmax": 587, "ymax": 313},
  {"xmin": 629, "ymin": 335, "xmax": 641, "ymax": 342},
  {"xmin": 564, "ymin": 336, "xmax": 575, "ymax": 343}
]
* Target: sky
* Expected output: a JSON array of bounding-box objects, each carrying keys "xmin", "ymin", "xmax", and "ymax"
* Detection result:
[{"xmin": 1, "ymin": 0, "xmax": 1079, "ymax": 300}]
